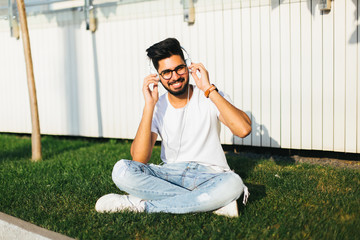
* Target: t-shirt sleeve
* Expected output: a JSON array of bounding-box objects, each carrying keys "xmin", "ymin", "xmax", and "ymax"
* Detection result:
[{"xmin": 151, "ymin": 110, "xmax": 159, "ymax": 135}]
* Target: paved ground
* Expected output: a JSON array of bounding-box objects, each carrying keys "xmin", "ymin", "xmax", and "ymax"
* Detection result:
[{"xmin": 0, "ymin": 212, "xmax": 74, "ymax": 240}]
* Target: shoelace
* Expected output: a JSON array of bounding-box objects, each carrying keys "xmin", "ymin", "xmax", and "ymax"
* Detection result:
[
  {"xmin": 127, "ymin": 196, "xmax": 145, "ymax": 212},
  {"xmin": 243, "ymin": 186, "xmax": 250, "ymax": 205}
]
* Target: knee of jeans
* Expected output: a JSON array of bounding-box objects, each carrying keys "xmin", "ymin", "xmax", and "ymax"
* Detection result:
[
  {"xmin": 112, "ymin": 159, "xmax": 131, "ymax": 186},
  {"xmin": 223, "ymin": 173, "xmax": 245, "ymax": 200}
]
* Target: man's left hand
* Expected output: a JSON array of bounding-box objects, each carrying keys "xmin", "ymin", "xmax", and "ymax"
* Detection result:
[{"xmin": 189, "ymin": 63, "xmax": 212, "ymax": 93}]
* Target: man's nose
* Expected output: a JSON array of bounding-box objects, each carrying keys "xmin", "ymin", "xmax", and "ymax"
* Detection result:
[{"xmin": 171, "ymin": 71, "xmax": 181, "ymax": 80}]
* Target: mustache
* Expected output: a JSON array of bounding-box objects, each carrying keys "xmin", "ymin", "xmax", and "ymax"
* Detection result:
[{"xmin": 168, "ymin": 78, "xmax": 185, "ymax": 85}]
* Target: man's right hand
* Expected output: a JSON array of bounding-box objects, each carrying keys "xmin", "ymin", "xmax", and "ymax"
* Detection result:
[
  {"xmin": 143, "ymin": 74, "xmax": 159, "ymax": 107},
  {"xmin": 131, "ymin": 74, "xmax": 159, "ymax": 163}
]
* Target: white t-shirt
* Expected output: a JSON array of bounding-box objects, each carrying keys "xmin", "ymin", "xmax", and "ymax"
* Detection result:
[{"xmin": 151, "ymin": 85, "xmax": 232, "ymax": 171}]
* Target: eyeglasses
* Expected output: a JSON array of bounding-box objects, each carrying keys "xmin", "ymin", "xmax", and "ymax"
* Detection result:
[{"xmin": 159, "ymin": 64, "xmax": 188, "ymax": 80}]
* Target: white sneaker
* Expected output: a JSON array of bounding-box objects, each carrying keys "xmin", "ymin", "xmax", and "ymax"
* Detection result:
[
  {"xmin": 213, "ymin": 186, "xmax": 250, "ymax": 218},
  {"xmin": 213, "ymin": 200, "xmax": 239, "ymax": 218},
  {"xmin": 95, "ymin": 193, "xmax": 145, "ymax": 213}
]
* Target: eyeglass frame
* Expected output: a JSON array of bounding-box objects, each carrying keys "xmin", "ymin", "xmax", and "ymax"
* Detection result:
[{"xmin": 158, "ymin": 64, "xmax": 188, "ymax": 80}]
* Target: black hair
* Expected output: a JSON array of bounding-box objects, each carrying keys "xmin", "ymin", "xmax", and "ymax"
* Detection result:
[{"xmin": 146, "ymin": 38, "xmax": 185, "ymax": 71}]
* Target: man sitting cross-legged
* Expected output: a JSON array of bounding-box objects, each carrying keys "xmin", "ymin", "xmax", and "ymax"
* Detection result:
[{"xmin": 95, "ymin": 38, "xmax": 251, "ymax": 216}]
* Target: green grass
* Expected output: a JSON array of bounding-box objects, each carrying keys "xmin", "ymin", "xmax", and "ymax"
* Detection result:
[{"xmin": 0, "ymin": 133, "xmax": 359, "ymax": 240}]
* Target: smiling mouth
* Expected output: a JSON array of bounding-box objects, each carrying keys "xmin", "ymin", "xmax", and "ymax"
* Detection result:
[{"xmin": 169, "ymin": 78, "xmax": 185, "ymax": 87}]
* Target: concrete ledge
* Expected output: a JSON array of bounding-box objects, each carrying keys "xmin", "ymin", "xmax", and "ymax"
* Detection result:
[{"xmin": 0, "ymin": 212, "xmax": 74, "ymax": 240}]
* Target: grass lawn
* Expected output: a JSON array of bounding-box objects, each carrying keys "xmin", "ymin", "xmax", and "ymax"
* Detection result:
[{"xmin": 0, "ymin": 133, "xmax": 359, "ymax": 239}]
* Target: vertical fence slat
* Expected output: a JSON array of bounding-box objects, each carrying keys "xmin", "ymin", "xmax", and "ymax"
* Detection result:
[
  {"xmin": 205, "ymin": 0, "xmax": 216, "ymax": 84},
  {"xmin": 105, "ymin": 21, "xmax": 114, "ymax": 138},
  {"xmin": 223, "ymin": 6, "xmax": 235, "ymax": 144},
  {"xmin": 233, "ymin": 1, "xmax": 243, "ymax": 145},
  {"xmin": 214, "ymin": 3, "xmax": 228, "ymax": 143},
  {"xmin": 300, "ymin": 0, "xmax": 312, "ymax": 150},
  {"xmin": 119, "ymin": 20, "xmax": 129, "ymax": 138},
  {"xmin": 322, "ymin": 4, "xmax": 334, "ymax": 151},
  {"xmin": 110, "ymin": 20, "xmax": 119, "ymax": 138},
  {"xmin": 280, "ymin": 2, "xmax": 291, "ymax": 148},
  {"xmin": 241, "ymin": 2, "xmax": 252, "ymax": 146},
  {"xmin": 124, "ymin": 19, "xmax": 132, "ymax": 139},
  {"xmin": 311, "ymin": 0, "xmax": 323, "ymax": 150},
  {"xmin": 251, "ymin": 0, "xmax": 262, "ymax": 147},
  {"xmin": 196, "ymin": 11, "xmax": 208, "ymax": 74},
  {"xmin": 333, "ymin": 0, "xmax": 346, "ymax": 152},
  {"xmin": 260, "ymin": 3, "xmax": 271, "ymax": 147},
  {"xmin": 270, "ymin": 0, "xmax": 281, "ymax": 148},
  {"xmin": 345, "ymin": 0, "xmax": 358, "ymax": 153},
  {"xmin": 290, "ymin": 1, "xmax": 301, "ymax": 149},
  {"xmin": 358, "ymin": 0, "xmax": 360, "ymax": 153}
]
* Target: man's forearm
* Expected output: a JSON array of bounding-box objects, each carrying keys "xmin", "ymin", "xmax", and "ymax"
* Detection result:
[
  {"xmin": 209, "ymin": 90, "xmax": 251, "ymax": 138},
  {"xmin": 130, "ymin": 105, "xmax": 155, "ymax": 163}
]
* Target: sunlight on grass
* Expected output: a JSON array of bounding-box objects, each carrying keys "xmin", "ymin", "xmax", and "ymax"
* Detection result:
[{"xmin": 0, "ymin": 134, "xmax": 359, "ymax": 239}]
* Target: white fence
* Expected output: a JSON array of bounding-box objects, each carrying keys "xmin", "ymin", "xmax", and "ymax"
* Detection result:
[{"xmin": 0, "ymin": 0, "xmax": 359, "ymax": 153}]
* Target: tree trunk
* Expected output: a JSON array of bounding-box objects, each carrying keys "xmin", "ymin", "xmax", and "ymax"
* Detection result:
[{"xmin": 16, "ymin": 0, "xmax": 42, "ymax": 161}]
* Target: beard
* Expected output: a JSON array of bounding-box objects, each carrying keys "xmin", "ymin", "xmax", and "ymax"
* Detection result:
[{"xmin": 161, "ymin": 78, "xmax": 189, "ymax": 96}]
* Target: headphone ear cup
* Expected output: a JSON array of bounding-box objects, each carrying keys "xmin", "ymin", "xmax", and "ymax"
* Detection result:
[
  {"xmin": 150, "ymin": 67, "xmax": 158, "ymax": 75},
  {"xmin": 181, "ymin": 46, "xmax": 191, "ymax": 67},
  {"xmin": 149, "ymin": 60, "xmax": 159, "ymax": 77}
]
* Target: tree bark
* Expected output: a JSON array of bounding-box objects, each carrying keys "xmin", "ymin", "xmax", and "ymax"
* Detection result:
[{"xmin": 16, "ymin": 0, "xmax": 42, "ymax": 161}]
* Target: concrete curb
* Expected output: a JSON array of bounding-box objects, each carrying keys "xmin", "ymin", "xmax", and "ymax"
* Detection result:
[{"xmin": 0, "ymin": 212, "xmax": 74, "ymax": 240}]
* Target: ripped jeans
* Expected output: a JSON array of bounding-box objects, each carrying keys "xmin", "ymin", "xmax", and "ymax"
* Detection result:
[{"xmin": 111, "ymin": 159, "xmax": 246, "ymax": 214}]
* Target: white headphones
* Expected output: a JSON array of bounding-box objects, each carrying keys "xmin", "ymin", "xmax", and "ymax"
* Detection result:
[{"xmin": 148, "ymin": 47, "xmax": 192, "ymax": 77}]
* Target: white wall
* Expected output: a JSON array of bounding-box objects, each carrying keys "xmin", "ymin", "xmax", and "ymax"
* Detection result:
[{"xmin": 0, "ymin": 0, "xmax": 359, "ymax": 153}]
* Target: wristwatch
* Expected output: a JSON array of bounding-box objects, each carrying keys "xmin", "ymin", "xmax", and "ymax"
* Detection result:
[{"xmin": 205, "ymin": 84, "xmax": 218, "ymax": 98}]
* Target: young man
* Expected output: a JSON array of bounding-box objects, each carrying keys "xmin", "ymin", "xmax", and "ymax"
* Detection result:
[{"xmin": 95, "ymin": 38, "xmax": 251, "ymax": 215}]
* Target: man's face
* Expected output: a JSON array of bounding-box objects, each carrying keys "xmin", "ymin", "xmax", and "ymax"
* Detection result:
[{"xmin": 157, "ymin": 55, "xmax": 189, "ymax": 96}]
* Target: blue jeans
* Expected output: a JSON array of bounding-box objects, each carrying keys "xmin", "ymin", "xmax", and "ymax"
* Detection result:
[{"xmin": 112, "ymin": 159, "xmax": 245, "ymax": 214}]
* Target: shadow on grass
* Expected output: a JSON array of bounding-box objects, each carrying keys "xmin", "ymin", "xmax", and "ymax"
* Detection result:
[
  {"xmin": 225, "ymin": 151, "xmax": 292, "ymax": 213},
  {"xmin": 225, "ymin": 151, "xmax": 296, "ymax": 178},
  {"xmin": 40, "ymin": 136, "xmax": 94, "ymax": 160},
  {"xmin": 0, "ymin": 143, "xmax": 32, "ymax": 162},
  {"xmin": 237, "ymin": 183, "xmax": 266, "ymax": 212},
  {"xmin": 270, "ymin": 155, "xmax": 296, "ymax": 166},
  {"xmin": 0, "ymin": 134, "xmax": 94, "ymax": 163}
]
